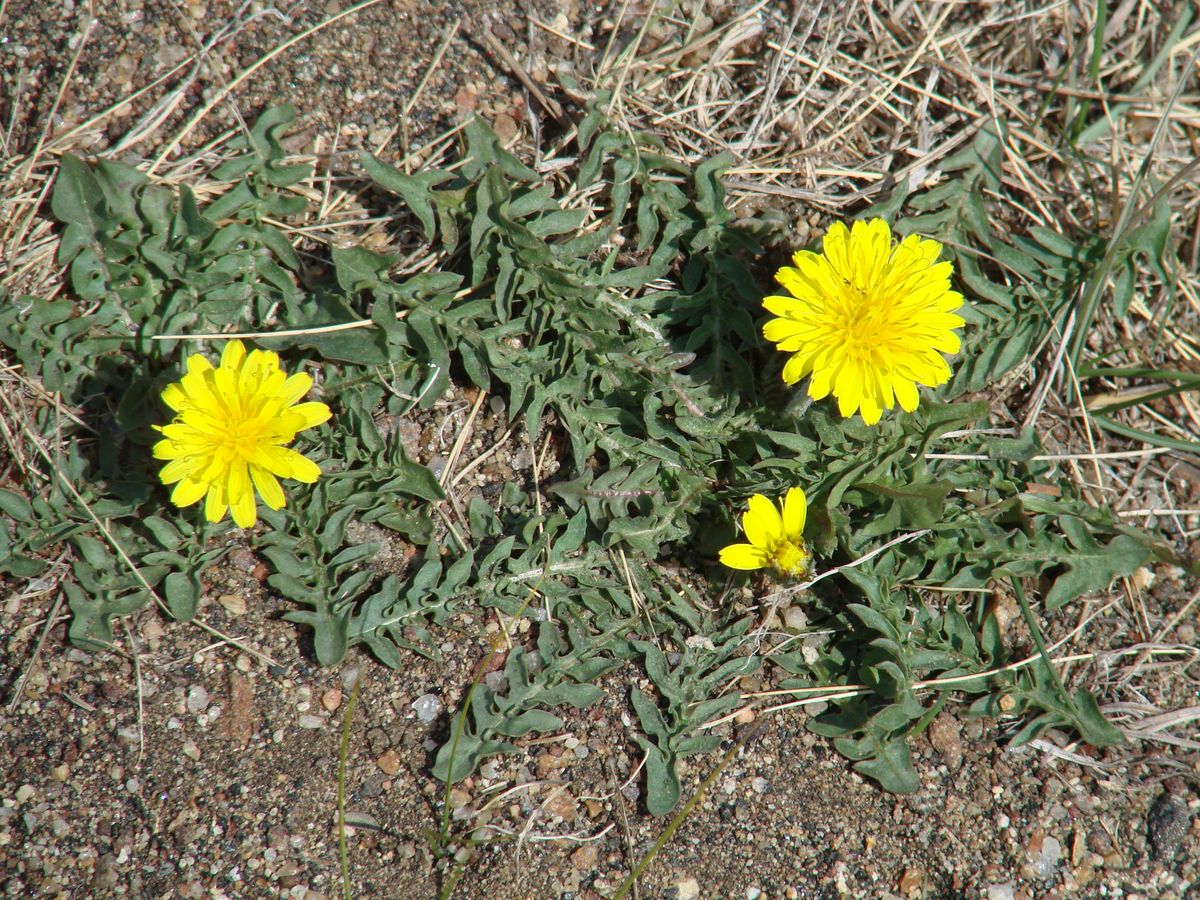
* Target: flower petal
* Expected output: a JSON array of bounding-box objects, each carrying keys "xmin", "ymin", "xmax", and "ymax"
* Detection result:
[
  {"xmin": 719, "ymin": 543, "xmax": 772, "ymax": 570},
  {"xmin": 250, "ymin": 465, "xmax": 286, "ymax": 510},
  {"xmin": 781, "ymin": 487, "xmax": 807, "ymax": 541},
  {"xmin": 152, "ymin": 340, "xmax": 330, "ymax": 524},
  {"xmin": 760, "ymin": 217, "xmax": 964, "ymax": 424},
  {"xmin": 743, "ymin": 493, "xmax": 783, "ymax": 550}
]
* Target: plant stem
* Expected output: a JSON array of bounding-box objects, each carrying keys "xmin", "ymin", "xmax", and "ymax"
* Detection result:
[
  {"xmin": 612, "ymin": 719, "xmax": 768, "ymax": 900},
  {"xmin": 338, "ymin": 670, "xmax": 363, "ymax": 900}
]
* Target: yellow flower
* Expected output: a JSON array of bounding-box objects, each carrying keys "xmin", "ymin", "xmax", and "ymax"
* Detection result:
[
  {"xmin": 719, "ymin": 488, "xmax": 810, "ymax": 577},
  {"xmin": 762, "ymin": 218, "xmax": 965, "ymax": 425},
  {"xmin": 152, "ymin": 340, "xmax": 331, "ymax": 528}
]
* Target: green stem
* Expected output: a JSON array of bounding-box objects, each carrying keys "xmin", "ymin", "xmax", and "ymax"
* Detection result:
[
  {"xmin": 1008, "ymin": 577, "xmax": 1071, "ymax": 705},
  {"xmin": 612, "ymin": 720, "xmax": 768, "ymax": 900},
  {"xmin": 338, "ymin": 671, "xmax": 363, "ymax": 900},
  {"xmin": 437, "ymin": 568, "xmax": 548, "ymax": 900}
]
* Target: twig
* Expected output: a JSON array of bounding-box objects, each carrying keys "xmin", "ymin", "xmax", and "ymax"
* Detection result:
[{"xmin": 475, "ymin": 27, "xmax": 567, "ymax": 126}]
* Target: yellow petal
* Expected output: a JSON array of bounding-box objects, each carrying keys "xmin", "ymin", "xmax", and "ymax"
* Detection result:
[
  {"xmin": 781, "ymin": 487, "xmax": 807, "ymax": 541},
  {"xmin": 204, "ymin": 482, "xmax": 228, "ymax": 523},
  {"xmin": 220, "ymin": 339, "xmax": 247, "ymax": 371},
  {"xmin": 781, "ymin": 352, "xmax": 811, "ymax": 385},
  {"xmin": 250, "ymin": 465, "xmax": 286, "ymax": 510},
  {"xmin": 276, "ymin": 371, "xmax": 315, "ymax": 408},
  {"xmin": 893, "ymin": 379, "xmax": 920, "ymax": 412},
  {"xmin": 719, "ymin": 543, "xmax": 771, "ymax": 571},
  {"xmin": 171, "ymin": 478, "xmax": 208, "ymax": 507},
  {"xmin": 286, "ymin": 453, "xmax": 322, "ymax": 483},
  {"xmin": 288, "ymin": 400, "xmax": 331, "ymax": 430},
  {"xmin": 159, "ymin": 456, "xmax": 201, "ymax": 485},
  {"xmin": 743, "ymin": 494, "xmax": 783, "ymax": 550}
]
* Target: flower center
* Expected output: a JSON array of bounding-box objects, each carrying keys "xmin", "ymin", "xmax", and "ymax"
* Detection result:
[
  {"xmin": 219, "ymin": 416, "xmax": 267, "ymax": 460},
  {"xmin": 771, "ymin": 539, "xmax": 809, "ymax": 577}
]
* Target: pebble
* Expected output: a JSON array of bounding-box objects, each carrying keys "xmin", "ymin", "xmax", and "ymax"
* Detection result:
[
  {"xmin": 186, "ymin": 685, "xmax": 210, "ymax": 713},
  {"xmin": 545, "ymin": 789, "xmax": 578, "ymax": 823},
  {"xmin": 567, "ymin": 844, "xmax": 597, "ymax": 870},
  {"xmin": 1029, "ymin": 835, "xmax": 1062, "ymax": 879},
  {"xmin": 412, "ymin": 693, "xmax": 441, "ymax": 722},
  {"xmin": 673, "ymin": 876, "xmax": 701, "ymax": 899},
  {"xmin": 751, "ymin": 777, "xmax": 770, "ymax": 794},
  {"xmin": 898, "ymin": 867, "xmax": 924, "ymax": 894},
  {"xmin": 15, "ymin": 784, "xmax": 35, "ymax": 804},
  {"xmin": 235, "ymin": 653, "xmax": 253, "ymax": 673},
  {"xmin": 217, "ymin": 593, "xmax": 247, "ymax": 616},
  {"xmin": 483, "ymin": 670, "xmax": 506, "ymax": 693},
  {"xmin": 50, "ymin": 764, "xmax": 69, "ymax": 782},
  {"xmin": 182, "ymin": 740, "xmax": 201, "ymax": 761},
  {"xmin": 928, "ymin": 714, "xmax": 963, "ymax": 770},
  {"xmin": 298, "ymin": 714, "xmax": 324, "ymax": 729},
  {"xmin": 782, "ymin": 606, "xmax": 808, "ymax": 629},
  {"xmin": 321, "ymin": 689, "xmax": 342, "ymax": 713},
  {"xmin": 986, "ymin": 884, "xmax": 1015, "ymax": 900},
  {"xmin": 1087, "ymin": 829, "xmax": 1113, "ymax": 855},
  {"xmin": 376, "ymin": 749, "xmax": 401, "ymax": 775},
  {"xmin": 1147, "ymin": 793, "xmax": 1190, "ymax": 860},
  {"xmin": 224, "ymin": 672, "xmax": 256, "ymax": 745}
]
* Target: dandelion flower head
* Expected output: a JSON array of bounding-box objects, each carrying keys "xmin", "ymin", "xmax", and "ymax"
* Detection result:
[
  {"xmin": 719, "ymin": 488, "xmax": 810, "ymax": 577},
  {"xmin": 762, "ymin": 218, "xmax": 965, "ymax": 425},
  {"xmin": 152, "ymin": 340, "xmax": 331, "ymax": 528}
]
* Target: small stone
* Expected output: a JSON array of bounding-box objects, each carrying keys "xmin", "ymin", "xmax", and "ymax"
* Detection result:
[
  {"xmin": 1087, "ymin": 830, "xmax": 1113, "ymax": 855},
  {"xmin": 454, "ymin": 86, "xmax": 478, "ymax": 117},
  {"xmin": 376, "ymin": 749, "xmax": 401, "ymax": 775},
  {"xmin": 569, "ymin": 844, "xmax": 597, "ymax": 870},
  {"xmin": 751, "ymin": 777, "xmax": 770, "ymax": 794},
  {"xmin": 1029, "ymin": 836, "xmax": 1062, "ymax": 879},
  {"xmin": 15, "ymin": 784, "xmax": 35, "ymax": 804},
  {"xmin": 181, "ymin": 740, "xmax": 201, "ymax": 761},
  {"xmin": 899, "ymin": 867, "xmax": 924, "ymax": 895},
  {"xmin": 50, "ymin": 764, "xmax": 69, "ymax": 782},
  {"xmin": 217, "ymin": 593, "xmax": 247, "ymax": 616},
  {"xmin": 1071, "ymin": 829, "xmax": 1087, "ymax": 867},
  {"xmin": 186, "ymin": 685, "xmax": 210, "ymax": 713},
  {"xmin": 1147, "ymin": 793, "xmax": 1190, "ymax": 860},
  {"xmin": 235, "ymin": 653, "xmax": 253, "ymax": 673},
  {"xmin": 223, "ymin": 672, "xmax": 256, "ymax": 745},
  {"xmin": 928, "ymin": 714, "xmax": 963, "ymax": 770},
  {"xmin": 141, "ymin": 619, "xmax": 165, "ymax": 650},
  {"xmin": 321, "ymin": 689, "xmax": 342, "ymax": 713},
  {"xmin": 298, "ymin": 714, "xmax": 324, "ymax": 729},
  {"xmin": 483, "ymin": 670, "xmax": 506, "ymax": 693},
  {"xmin": 545, "ymin": 789, "xmax": 578, "ymax": 823},
  {"xmin": 492, "ymin": 113, "xmax": 518, "ymax": 143},
  {"xmin": 411, "ymin": 694, "xmax": 441, "ymax": 722},
  {"xmin": 734, "ymin": 707, "xmax": 755, "ymax": 725},
  {"xmin": 782, "ymin": 606, "xmax": 808, "ymax": 629},
  {"xmin": 986, "ymin": 884, "xmax": 1015, "ymax": 900}
]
